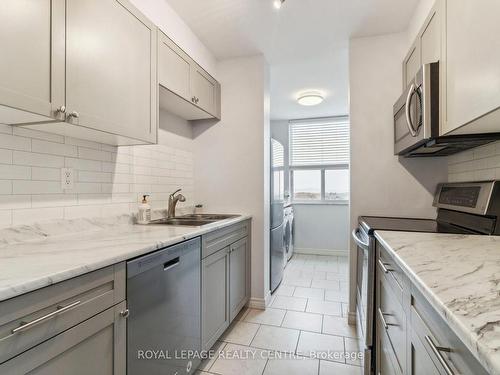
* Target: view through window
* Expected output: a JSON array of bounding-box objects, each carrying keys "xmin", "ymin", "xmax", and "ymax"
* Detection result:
[{"xmin": 289, "ymin": 117, "xmax": 349, "ymax": 202}]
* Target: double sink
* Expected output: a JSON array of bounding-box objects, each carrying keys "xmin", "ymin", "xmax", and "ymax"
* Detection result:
[{"xmin": 150, "ymin": 214, "xmax": 240, "ymax": 226}]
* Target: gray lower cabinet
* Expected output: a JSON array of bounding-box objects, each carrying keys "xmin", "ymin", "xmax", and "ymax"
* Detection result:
[
  {"xmin": 229, "ymin": 237, "xmax": 249, "ymax": 322},
  {"xmin": 202, "ymin": 246, "xmax": 230, "ymax": 351},
  {"xmin": 0, "ymin": 301, "xmax": 126, "ymax": 375},
  {"xmin": 375, "ymin": 240, "xmax": 489, "ymax": 375},
  {"xmin": 0, "ymin": 263, "xmax": 126, "ymax": 374},
  {"xmin": 201, "ymin": 220, "xmax": 250, "ymax": 350}
]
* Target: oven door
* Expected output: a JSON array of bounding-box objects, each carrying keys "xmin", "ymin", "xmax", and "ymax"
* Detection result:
[{"xmin": 353, "ymin": 227, "xmax": 375, "ymax": 374}]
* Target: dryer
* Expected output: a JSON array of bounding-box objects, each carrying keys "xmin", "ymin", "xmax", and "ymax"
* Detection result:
[{"xmin": 284, "ymin": 204, "xmax": 294, "ymax": 262}]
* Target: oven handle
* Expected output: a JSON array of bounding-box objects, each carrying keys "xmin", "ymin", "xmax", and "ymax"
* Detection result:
[
  {"xmin": 352, "ymin": 229, "xmax": 369, "ymax": 250},
  {"xmin": 405, "ymin": 83, "xmax": 418, "ymax": 137}
]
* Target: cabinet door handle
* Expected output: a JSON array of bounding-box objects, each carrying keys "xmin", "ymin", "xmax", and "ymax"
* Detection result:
[
  {"xmin": 12, "ymin": 300, "xmax": 81, "ymax": 334},
  {"xmin": 120, "ymin": 309, "xmax": 130, "ymax": 319},
  {"xmin": 378, "ymin": 259, "xmax": 393, "ymax": 274},
  {"xmin": 425, "ymin": 335, "xmax": 455, "ymax": 375},
  {"xmin": 378, "ymin": 308, "xmax": 397, "ymax": 329},
  {"xmin": 56, "ymin": 105, "xmax": 66, "ymax": 114}
]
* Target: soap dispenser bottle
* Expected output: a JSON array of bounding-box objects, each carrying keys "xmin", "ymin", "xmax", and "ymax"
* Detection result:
[{"xmin": 137, "ymin": 195, "xmax": 151, "ymax": 225}]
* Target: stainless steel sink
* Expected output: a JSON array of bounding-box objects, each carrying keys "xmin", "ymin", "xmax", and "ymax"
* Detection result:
[
  {"xmin": 178, "ymin": 214, "xmax": 240, "ymax": 221},
  {"xmin": 149, "ymin": 218, "xmax": 216, "ymax": 226},
  {"xmin": 149, "ymin": 214, "xmax": 239, "ymax": 227}
]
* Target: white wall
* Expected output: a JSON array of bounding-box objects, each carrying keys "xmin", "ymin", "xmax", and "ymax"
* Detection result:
[
  {"xmin": 348, "ymin": 32, "xmax": 448, "ymax": 318},
  {"xmin": 193, "ymin": 56, "xmax": 271, "ymax": 306},
  {"xmin": 129, "ymin": 0, "xmax": 217, "ymax": 76},
  {"xmin": 293, "ymin": 203, "xmax": 349, "ymax": 253}
]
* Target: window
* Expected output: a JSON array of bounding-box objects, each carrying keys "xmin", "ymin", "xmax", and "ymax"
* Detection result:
[{"xmin": 289, "ymin": 117, "xmax": 349, "ymax": 202}]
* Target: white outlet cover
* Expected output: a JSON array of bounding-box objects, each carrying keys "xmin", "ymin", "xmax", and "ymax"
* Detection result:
[{"xmin": 61, "ymin": 168, "xmax": 74, "ymax": 190}]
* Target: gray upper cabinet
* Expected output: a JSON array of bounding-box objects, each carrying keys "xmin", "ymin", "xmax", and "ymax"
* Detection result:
[
  {"xmin": 403, "ymin": 0, "xmax": 500, "ymax": 136},
  {"xmin": 0, "ymin": 0, "xmax": 158, "ymax": 145},
  {"xmin": 191, "ymin": 66, "xmax": 219, "ymax": 116},
  {"xmin": 444, "ymin": 0, "xmax": 500, "ymax": 135},
  {"xmin": 158, "ymin": 32, "xmax": 221, "ymax": 121},
  {"xmin": 64, "ymin": 0, "xmax": 157, "ymax": 144},
  {"xmin": 403, "ymin": 41, "xmax": 421, "ymax": 88},
  {"xmin": 0, "ymin": 0, "xmax": 65, "ymax": 125},
  {"xmin": 159, "ymin": 32, "xmax": 192, "ymax": 101}
]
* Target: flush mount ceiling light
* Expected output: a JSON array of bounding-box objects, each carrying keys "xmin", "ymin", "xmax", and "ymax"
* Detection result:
[
  {"xmin": 273, "ymin": 0, "xmax": 285, "ymax": 9},
  {"xmin": 297, "ymin": 92, "xmax": 324, "ymax": 106}
]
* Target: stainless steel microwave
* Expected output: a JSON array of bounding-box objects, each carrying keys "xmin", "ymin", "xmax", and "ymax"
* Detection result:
[
  {"xmin": 394, "ymin": 62, "xmax": 440, "ymax": 156},
  {"xmin": 394, "ymin": 62, "xmax": 500, "ymax": 157}
]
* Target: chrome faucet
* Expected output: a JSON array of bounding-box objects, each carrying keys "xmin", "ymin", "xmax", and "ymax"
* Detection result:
[{"xmin": 167, "ymin": 189, "xmax": 186, "ymax": 218}]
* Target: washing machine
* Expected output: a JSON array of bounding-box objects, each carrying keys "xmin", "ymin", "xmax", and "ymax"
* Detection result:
[{"xmin": 284, "ymin": 204, "xmax": 294, "ymax": 262}]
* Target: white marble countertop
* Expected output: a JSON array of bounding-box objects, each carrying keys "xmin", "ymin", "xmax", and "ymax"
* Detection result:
[
  {"xmin": 0, "ymin": 214, "xmax": 251, "ymax": 303},
  {"xmin": 375, "ymin": 230, "xmax": 500, "ymax": 375}
]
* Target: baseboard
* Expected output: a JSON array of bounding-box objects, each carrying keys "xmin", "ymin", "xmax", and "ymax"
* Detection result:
[
  {"xmin": 348, "ymin": 311, "xmax": 357, "ymax": 325},
  {"xmin": 247, "ymin": 290, "xmax": 272, "ymax": 310},
  {"xmin": 294, "ymin": 248, "xmax": 349, "ymax": 257}
]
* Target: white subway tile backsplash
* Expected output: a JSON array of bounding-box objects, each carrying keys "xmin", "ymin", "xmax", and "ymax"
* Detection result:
[
  {"xmin": 0, "ymin": 134, "xmax": 31, "ymax": 151},
  {"xmin": 13, "ymin": 180, "xmax": 62, "ymax": 194},
  {"xmin": 448, "ymin": 141, "xmax": 500, "ymax": 182},
  {"xmin": 13, "ymin": 128, "xmax": 64, "ymax": 143},
  {"xmin": 72, "ymin": 182, "xmax": 102, "ymax": 194},
  {"xmin": 0, "ymin": 149, "xmax": 12, "ymax": 164},
  {"xmin": 31, "ymin": 167, "xmax": 60, "ymax": 181},
  {"xmin": 0, "ymin": 129, "xmax": 194, "ymax": 228},
  {"xmin": 0, "ymin": 181, "xmax": 12, "ymax": 195},
  {"xmin": 0, "ymin": 164, "xmax": 31, "ymax": 180},
  {"xmin": 65, "ymin": 157, "xmax": 102, "ymax": 172},
  {"xmin": 0, "ymin": 124, "xmax": 13, "ymax": 135},
  {"xmin": 32, "ymin": 139, "xmax": 78, "ymax": 157},
  {"xmin": 78, "ymin": 171, "xmax": 112, "ymax": 183},
  {"xmin": 78, "ymin": 147, "xmax": 111, "ymax": 162},
  {"xmin": 14, "ymin": 151, "xmax": 65, "ymax": 168}
]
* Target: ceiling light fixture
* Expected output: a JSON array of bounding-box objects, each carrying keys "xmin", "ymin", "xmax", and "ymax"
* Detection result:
[
  {"xmin": 273, "ymin": 0, "xmax": 285, "ymax": 10},
  {"xmin": 297, "ymin": 92, "xmax": 324, "ymax": 106}
]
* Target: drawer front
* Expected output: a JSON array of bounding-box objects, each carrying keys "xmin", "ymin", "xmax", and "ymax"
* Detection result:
[
  {"xmin": 410, "ymin": 286, "xmax": 489, "ymax": 375},
  {"xmin": 377, "ymin": 311, "xmax": 403, "ymax": 375},
  {"xmin": 378, "ymin": 269, "xmax": 406, "ymax": 373},
  {"xmin": 377, "ymin": 242, "xmax": 407, "ymax": 304},
  {"xmin": 0, "ymin": 302, "xmax": 126, "ymax": 375},
  {"xmin": 202, "ymin": 220, "xmax": 250, "ymax": 259},
  {"xmin": 0, "ymin": 263, "xmax": 125, "ymax": 363}
]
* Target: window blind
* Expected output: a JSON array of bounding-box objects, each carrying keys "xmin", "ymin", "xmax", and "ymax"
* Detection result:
[
  {"xmin": 289, "ymin": 117, "xmax": 349, "ymax": 166},
  {"xmin": 271, "ymin": 139, "xmax": 284, "ymax": 168}
]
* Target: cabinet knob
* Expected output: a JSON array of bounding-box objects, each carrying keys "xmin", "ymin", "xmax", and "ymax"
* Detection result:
[
  {"xmin": 56, "ymin": 106, "xmax": 66, "ymax": 114},
  {"xmin": 67, "ymin": 111, "xmax": 79, "ymax": 119},
  {"xmin": 195, "ymin": 97, "xmax": 200, "ymax": 104},
  {"xmin": 120, "ymin": 309, "xmax": 130, "ymax": 318},
  {"xmin": 191, "ymin": 97, "xmax": 196, "ymax": 103}
]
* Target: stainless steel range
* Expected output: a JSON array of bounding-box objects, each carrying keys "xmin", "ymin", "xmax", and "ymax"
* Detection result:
[{"xmin": 353, "ymin": 180, "xmax": 500, "ymax": 374}]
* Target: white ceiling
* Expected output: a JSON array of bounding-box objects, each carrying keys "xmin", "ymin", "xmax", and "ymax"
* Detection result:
[{"xmin": 166, "ymin": 0, "xmax": 420, "ymax": 120}]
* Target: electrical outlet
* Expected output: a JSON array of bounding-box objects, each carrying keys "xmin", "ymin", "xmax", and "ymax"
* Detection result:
[{"xmin": 61, "ymin": 168, "xmax": 74, "ymax": 190}]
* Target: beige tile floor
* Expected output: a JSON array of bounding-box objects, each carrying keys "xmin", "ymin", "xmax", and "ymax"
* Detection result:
[{"xmin": 197, "ymin": 254, "xmax": 362, "ymax": 375}]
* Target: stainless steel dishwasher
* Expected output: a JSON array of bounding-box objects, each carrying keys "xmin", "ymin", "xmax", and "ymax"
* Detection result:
[{"xmin": 127, "ymin": 237, "xmax": 201, "ymax": 375}]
